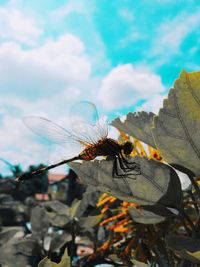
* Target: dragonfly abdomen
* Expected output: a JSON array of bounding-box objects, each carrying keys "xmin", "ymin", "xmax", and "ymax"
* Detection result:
[{"xmin": 79, "ymin": 146, "xmax": 98, "ymax": 160}]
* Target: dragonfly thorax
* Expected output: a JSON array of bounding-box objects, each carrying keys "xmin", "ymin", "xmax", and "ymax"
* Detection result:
[
  {"xmin": 122, "ymin": 141, "xmax": 134, "ymax": 155},
  {"xmin": 79, "ymin": 138, "xmax": 133, "ymax": 161}
]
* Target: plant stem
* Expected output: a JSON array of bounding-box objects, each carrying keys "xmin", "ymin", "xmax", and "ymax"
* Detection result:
[
  {"xmin": 179, "ymin": 208, "xmax": 195, "ymax": 235},
  {"xmin": 187, "ymin": 190, "xmax": 199, "ymax": 215},
  {"xmin": 70, "ymin": 218, "xmax": 77, "ymax": 267}
]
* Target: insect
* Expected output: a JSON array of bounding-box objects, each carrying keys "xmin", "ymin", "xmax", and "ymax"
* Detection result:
[{"xmin": 17, "ymin": 102, "xmax": 140, "ymax": 181}]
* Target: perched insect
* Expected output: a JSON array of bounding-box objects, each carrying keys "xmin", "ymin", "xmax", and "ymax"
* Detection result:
[{"xmin": 17, "ymin": 102, "xmax": 140, "ymax": 181}]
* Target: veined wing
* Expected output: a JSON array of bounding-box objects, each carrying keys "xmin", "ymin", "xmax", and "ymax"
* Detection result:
[
  {"xmin": 96, "ymin": 116, "xmax": 109, "ymax": 139},
  {"xmin": 70, "ymin": 116, "xmax": 109, "ymax": 145},
  {"xmin": 90, "ymin": 116, "xmax": 109, "ymax": 143},
  {"xmin": 23, "ymin": 116, "xmax": 88, "ymax": 146},
  {"xmin": 67, "ymin": 101, "xmax": 109, "ymax": 145}
]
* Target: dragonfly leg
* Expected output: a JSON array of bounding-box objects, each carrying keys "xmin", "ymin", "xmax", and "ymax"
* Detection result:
[
  {"xmin": 112, "ymin": 157, "xmax": 133, "ymax": 190},
  {"xmin": 112, "ymin": 157, "xmax": 138, "ymax": 179},
  {"xmin": 112, "ymin": 157, "xmax": 127, "ymax": 178},
  {"xmin": 119, "ymin": 153, "xmax": 141, "ymax": 175}
]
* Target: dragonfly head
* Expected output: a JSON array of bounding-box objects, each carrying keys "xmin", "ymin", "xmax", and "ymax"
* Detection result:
[{"xmin": 123, "ymin": 141, "xmax": 133, "ymax": 155}]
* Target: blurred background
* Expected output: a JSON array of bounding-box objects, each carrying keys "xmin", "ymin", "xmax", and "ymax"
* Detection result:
[{"xmin": 0, "ymin": 0, "xmax": 199, "ymax": 175}]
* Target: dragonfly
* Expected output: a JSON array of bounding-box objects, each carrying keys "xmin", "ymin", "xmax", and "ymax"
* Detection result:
[{"xmin": 17, "ymin": 102, "xmax": 140, "ymax": 181}]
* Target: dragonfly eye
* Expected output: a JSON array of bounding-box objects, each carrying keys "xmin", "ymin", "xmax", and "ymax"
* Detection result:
[{"xmin": 123, "ymin": 141, "xmax": 133, "ymax": 155}]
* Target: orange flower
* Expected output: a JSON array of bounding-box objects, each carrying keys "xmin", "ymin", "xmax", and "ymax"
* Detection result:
[
  {"xmin": 114, "ymin": 226, "xmax": 130, "ymax": 233},
  {"xmin": 97, "ymin": 194, "xmax": 116, "ymax": 207},
  {"xmin": 100, "ymin": 211, "xmax": 127, "ymax": 226}
]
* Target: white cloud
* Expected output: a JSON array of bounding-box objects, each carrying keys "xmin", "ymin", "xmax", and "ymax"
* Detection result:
[
  {"xmin": 118, "ymin": 31, "xmax": 143, "ymax": 48},
  {"xmin": 150, "ymin": 8, "xmax": 200, "ymax": 60},
  {"xmin": 51, "ymin": 1, "xmax": 84, "ymax": 20},
  {"xmin": 0, "ymin": 111, "xmax": 83, "ymax": 176},
  {"xmin": 50, "ymin": 0, "xmax": 110, "ymax": 74},
  {"xmin": 0, "ymin": 114, "xmax": 48, "ymax": 171},
  {"xmin": 0, "ymin": 7, "xmax": 43, "ymax": 45},
  {"xmin": 0, "ymin": 34, "xmax": 91, "ymax": 98},
  {"xmin": 118, "ymin": 8, "xmax": 135, "ymax": 22},
  {"xmin": 0, "ymin": 31, "xmax": 99, "ymax": 175},
  {"xmin": 97, "ymin": 64, "xmax": 165, "ymax": 110},
  {"xmin": 137, "ymin": 94, "xmax": 166, "ymax": 114}
]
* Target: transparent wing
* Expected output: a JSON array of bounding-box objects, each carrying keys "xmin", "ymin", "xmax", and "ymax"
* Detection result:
[
  {"xmin": 23, "ymin": 106, "xmax": 108, "ymax": 147},
  {"xmin": 69, "ymin": 101, "xmax": 108, "ymax": 144},
  {"xmin": 23, "ymin": 116, "xmax": 85, "ymax": 146},
  {"xmin": 70, "ymin": 101, "xmax": 99, "ymax": 128},
  {"xmin": 95, "ymin": 116, "xmax": 109, "ymax": 140},
  {"xmin": 68, "ymin": 116, "xmax": 108, "ymax": 145}
]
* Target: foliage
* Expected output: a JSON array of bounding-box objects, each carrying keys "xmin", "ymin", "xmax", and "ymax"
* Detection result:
[
  {"xmin": 69, "ymin": 70, "xmax": 200, "ymax": 266},
  {"xmin": 1, "ymin": 70, "xmax": 200, "ymax": 266}
]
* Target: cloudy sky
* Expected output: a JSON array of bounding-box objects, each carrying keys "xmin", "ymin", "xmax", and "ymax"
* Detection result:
[{"xmin": 0, "ymin": 0, "xmax": 199, "ymax": 175}]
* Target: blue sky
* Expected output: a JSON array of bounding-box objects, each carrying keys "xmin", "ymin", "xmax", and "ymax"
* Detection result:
[{"xmin": 0, "ymin": 0, "xmax": 200, "ymax": 175}]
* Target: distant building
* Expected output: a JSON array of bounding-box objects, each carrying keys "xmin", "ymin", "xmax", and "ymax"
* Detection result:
[
  {"xmin": 35, "ymin": 173, "xmax": 66, "ymax": 201},
  {"xmin": 35, "ymin": 170, "xmax": 86, "ymax": 204}
]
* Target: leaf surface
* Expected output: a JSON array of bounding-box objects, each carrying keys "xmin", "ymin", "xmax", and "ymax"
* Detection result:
[
  {"xmin": 152, "ymin": 70, "xmax": 200, "ymax": 175},
  {"xmin": 14, "ymin": 236, "xmax": 39, "ymax": 256},
  {"xmin": 31, "ymin": 206, "xmax": 49, "ymax": 239},
  {"xmin": 128, "ymin": 206, "xmax": 165, "ymax": 224},
  {"xmin": 49, "ymin": 233, "xmax": 72, "ymax": 253},
  {"xmin": 166, "ymin": 235, "xmax": 200, "ymax": 252},
  {"xmin": 70, "ymin": 199, "xmax": 81, "ymax": 219},
  {"xmin": 131, "ymin": 259, "xmax": 151, "ymax": 266},
  {"xmin": 111, "ymin": 111, "xmax": 156, "ymax": 148},
  {"xmin": 166, "ymin": 235, "xmax": 200, "ymax": 263},
  {"xmin": 0, "ymin": 227, "xmax": 22, "ymax": 246},
  {"xmin": 38, "ymin": 249, "xmax": 70, "ymax": 267},
  {"xmin": 42, "ymin": 201, "xmax": 71, "ymax": 227},
  {"xmin": 69, "ymin": 156, "xmax": 181, "ymax": 208},
  {"xmin": 79, "ymin": 214, "xmax": 103, "ymax": 230}
]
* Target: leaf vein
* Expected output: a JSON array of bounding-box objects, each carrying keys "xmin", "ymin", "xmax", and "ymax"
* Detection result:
[
  {"xmin": 186, "ymin": 73, "xmax": 200, "ymax": 106},
  {"xmin": 140, "ymin": 170, "xmax": 166, "ymax": 194},
  {"xmin": 173, "ymin": 90, "xmax": 200, "ymax": 158},
  {"xmin": 156, "ymin": 119, "xmax": 185, "ymax": 140}
]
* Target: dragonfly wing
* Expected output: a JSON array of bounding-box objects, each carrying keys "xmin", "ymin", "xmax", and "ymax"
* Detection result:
[
  {"xmin": 95, "ymin": 116, "xmax": 109, "ymax": 140},
  {"xmin": 69, "ymin": 101, "xmax": 108, "ymax": 145},
  {"xmin": 70, "ymin": 101, "xmax": 99, "ymax": 128},
  {"xmin": 23, "ymin": 116, "xmax": 81, "ymax": 145},
  {"xmin": 71, "ymin": 116, "xmax": 109, "ymax": 145}
]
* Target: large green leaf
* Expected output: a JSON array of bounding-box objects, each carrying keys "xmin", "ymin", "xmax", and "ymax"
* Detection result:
[
  {"xmin": 69, "ymin": 199, "xmax": 81, "ymax": 219},
  {"xmin": 45, "ymin": 211, "xmax": 71, "ymax": 228},
  {"xmin": 75, "ymin": 187, "xmax": 101, "ymax": 218},
  {"xmin": 186, "ymin": 251, "xmax": 200, "ymax": 263},
  {"xmin": 31, "ymin": 206, "xmax": 49, "ymax": 239},
  {"xmin": 14, "ymin": 236, "xmax": 39, "ymax": 256},
  {"xmin": 38, "ymin": 249, "xmax": 70, "ymax": 267},
  {"xmin": 128, "ymin": 206, "xmax": 165, "ymax": 224},
  {"xmin": 131, "ymin": 259, "xmax": 151, "ymax": 267},
  {"xmin": 49, "ymin": 233, "xmax": 71, "ymax": 253},
  {"xmin": 0, "ymin": 228, "xmax": 39, "ymax": 267},
  {"xmin": 0, "ymin": 227, "xmax": 22, "ymax": 246},
  {"xmin": 166, "ymin": 235, "xmax": 200, "ymax": 252},
  {"xmin": 111, "ymin": 70, "xmax": 200, "ymax": 176},
  {"xmin": 42, "ymin": 201, "xmax": 71, "ymax": 227},
  {"xmin": 111, "ymin": 111, "xmax": 156, "ymax": 148},
  {"xmin": 42, "ymin": 201, "xmax": 71, "ymax": 216},
  {"xmin": 152, "ymin": 70, "xmax": 200, "ymax": 176},
  {"xmin": 38, "ymin": 257, "xmax": 58, "ymax": 267},
  {"xmin": 166, "ymin": 235, "xmax": 200, "ymax": 264},
  {"xmin": 79, "ymin": 214, "xmax": 103, "ymax": 230},
  {"xmin": 69, "ymin": 156, "xmax": 181, "ymax": 208}
]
